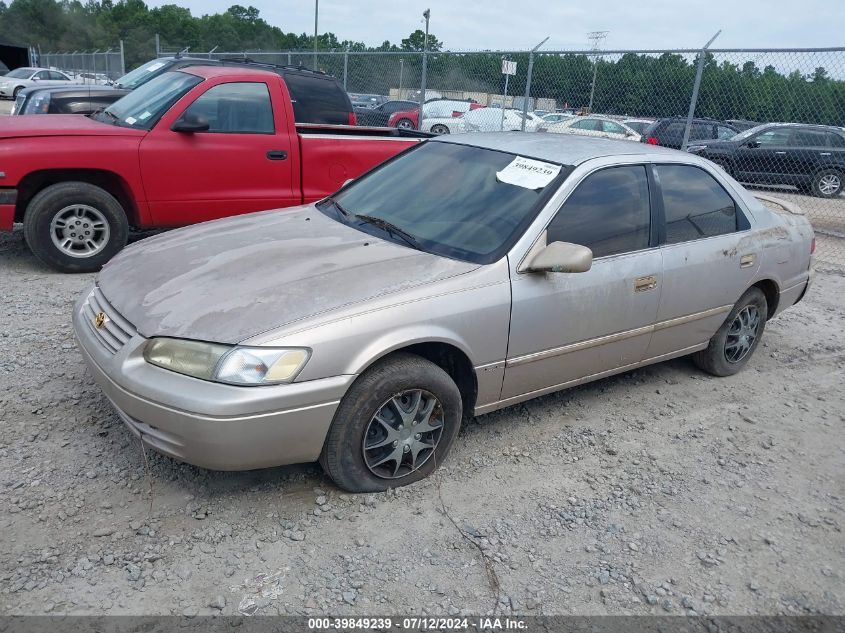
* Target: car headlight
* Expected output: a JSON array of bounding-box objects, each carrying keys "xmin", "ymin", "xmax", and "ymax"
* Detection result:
[{"xmin": 143, "ymin": 338, "xmax": 310, "ymax": 386}]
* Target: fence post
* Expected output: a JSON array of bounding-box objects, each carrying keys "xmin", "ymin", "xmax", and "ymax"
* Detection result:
[
  {"xmin": 420, "ymin": 49, "xmax": 428, "ymax": 127},
  {"xmin": 521, "ymin": 36, "xmax": 549, "ymax": 131},
  {"xmin": 681, "ymin": 30, "xmax": 720, "ymax": 151},
  {"xmin": 343, "ymin": 46, "xmax": 349, "ymax": 90},
  {"xmin": 119, "ymin": 40, "xmax": 125, "ymax": 74},
  {"xmin": 155, "ymin": 33, "xmax": 160, "ymax": 58}
]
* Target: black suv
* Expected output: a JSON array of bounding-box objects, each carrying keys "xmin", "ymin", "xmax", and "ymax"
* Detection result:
[
  {"xmin": 15, "ymin": 56, "xmax": 355, "ymax": 125},
  {"xmin": 688, "ymin": 123, "xmax": 845, "ymax": 198},
  {"xmin": 642, "ymin": 117, "xmax": 739, "ymax": 149}
]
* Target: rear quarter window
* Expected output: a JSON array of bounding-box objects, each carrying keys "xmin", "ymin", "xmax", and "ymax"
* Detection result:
[
  {"xmin": 657, "ymin": 164, "xmax": 739, "ymax": 244},
  {"xmin": 282, "ymin": 73, "xmax": 351, "ymax": 125}
]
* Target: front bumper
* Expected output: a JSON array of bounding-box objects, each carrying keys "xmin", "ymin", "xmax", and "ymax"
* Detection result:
[
  {"xmin": 73, "ymin": 285, "xmax": 355, "ymax": 471},
  {"xmin": 0, "ymin": 189, "xmax": 18, "ymax": 231}
]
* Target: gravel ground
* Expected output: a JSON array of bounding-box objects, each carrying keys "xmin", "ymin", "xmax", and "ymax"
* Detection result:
[{"xmin": 1, "ymin": 225, "xmax": 843, "ymax": 618}]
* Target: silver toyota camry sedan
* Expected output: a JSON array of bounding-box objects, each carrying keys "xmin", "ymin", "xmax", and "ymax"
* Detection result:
[{"xmin": 73, "ymin": 133, "xmax": 814, "ymax": 492}]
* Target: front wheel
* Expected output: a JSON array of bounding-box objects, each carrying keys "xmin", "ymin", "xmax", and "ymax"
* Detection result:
[
  {"xmin": 12, "ymin": 85, "xmax": 23, "ymax": 99},
  {"xmin": 430, "ymin": 124, "xmax": 450, "ymax": 135},
  {"xmin": 693, "ymin": 287, "xmax": 767, "ymax": 377},
  {"xmin": 320, "ymin": 353, "xmax": 462, "ymax": 492},
  {"xmin": 811, "ymin": 168, "xmax": 843, "ymax": 198},
  {"xmin": 23, "ymin": 181, "xmax": 129, "ymax": 273},
  {"xmin": 395, "ymin": 118, "xmax": 415, "ymax": 130}
]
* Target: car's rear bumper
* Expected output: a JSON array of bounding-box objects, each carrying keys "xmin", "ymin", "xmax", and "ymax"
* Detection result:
[{"xmin": 73, "ymin": 285, "xmax": 355, "ymax": 471}]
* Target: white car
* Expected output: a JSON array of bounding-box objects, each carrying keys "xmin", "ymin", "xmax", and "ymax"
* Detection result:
[
  {"xmin": 70, "ymin": 72, "xmax": 114, "ymax": 86},
  {"xmin": 463, "ymin": 108, "xmax": 544, "ymax": 133},
  {"xmin": 417, "ymin": 100, "xmax": 481, "ymax": 134},
  {"xmin": 0, "ymin": 67, "xmax": 73, "ymax": 99},
  {"xmin": 546, "ymin": 116, "xmax": 641, "ymax": 142},
  {"xmin": 420, "ymin": 116, "xmax": 466, "ymax": 135}
]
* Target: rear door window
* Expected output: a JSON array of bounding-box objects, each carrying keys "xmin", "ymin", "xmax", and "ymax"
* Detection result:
[
  {"xmin": 755, "ymin": 128, "xmax": 793, "ymax": 146},
  {"xmin": 547, "ymin": 165, "xmax": 651, "ymax": 258},
  {"xmin": 792, "ymin": 129, "xmax": 828, "ymax": 147},
  {"xmin": 572, "ymin": 119, "xmax": 603, "ymax": 131},
  {"xmin": 601, "ymin": 120, "xmax": 628, "ymax": 135},
  {"xmin": 282, "ymin": 73, "xmax": 350, "ymax": 124},
  {"xmin": 689, "ymin": 123, "xmax": 712, "ymax": 141},
  {"xmin": 657, "ymin": 164, "xmax": 738, "ymax": 244}
]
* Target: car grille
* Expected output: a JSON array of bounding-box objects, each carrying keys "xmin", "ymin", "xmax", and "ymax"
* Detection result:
[{"xmin": 81, "ymin": 286, "xmax": 137, "ymax": 355}]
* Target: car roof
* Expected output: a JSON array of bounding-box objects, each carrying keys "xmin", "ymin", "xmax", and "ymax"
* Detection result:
[{"xmin": 432, "ymin": 132, "xmax": 681, "ymax": 165}]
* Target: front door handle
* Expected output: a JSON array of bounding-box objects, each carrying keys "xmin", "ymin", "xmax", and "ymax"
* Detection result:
[
  {"xmin": 634, "ymin": 275, "xmax": 658, "ymax": 292},
  {"xmin": 266, "ymin": 150, "xmax": 288, "ymax": 160}
]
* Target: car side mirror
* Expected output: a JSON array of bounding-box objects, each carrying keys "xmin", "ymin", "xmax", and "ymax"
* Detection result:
[
  {"xmin": 526, "ymin": 241, "xmax": 593, "ymax": 273},
  {"xmin": 746, "ymin": 140, "xmax": 760, "ymax": 149},
  {"xmin": 172, "ymin": 112, "xmax": 210, "ymax": 133}
]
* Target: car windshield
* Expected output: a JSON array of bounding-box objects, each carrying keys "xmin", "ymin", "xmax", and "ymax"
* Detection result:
[
  {"xmin": 319, "ymin": 141, "xmax": 570, "ymax": 264},
  {"xmin": 98, "ymin": 71, "xmax": 202, "ymax": 129},
  {"xmin": 732, "ymin": 124, "xmax": 773, "ymax": 141},
  {"xmin": 5, "ymin": 68, "xmax": 34, "ymax": 79},
  {"xmin": 114, "ymin": 58, "xmax": 172, "ymax": 90}
]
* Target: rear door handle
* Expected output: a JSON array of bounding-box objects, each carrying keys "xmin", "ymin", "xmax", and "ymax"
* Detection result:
[
  {"xmin": 266, "ymin": 150, "xmax": 288, "ymax": 160},
  {"xmin": 634, "ymin": 275, "xmax": 658, "ymax": 292},
  {"xmin": 821, "ymin": 152, "xmax": 831, "ymax": 156},
  {"xmin": 774, "ymin": 151, "xmax": 787, "ymax": 155}
]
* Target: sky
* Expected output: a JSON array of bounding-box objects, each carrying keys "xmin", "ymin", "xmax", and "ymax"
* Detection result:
[{"xmin": 146, "ymin": 0, "xmax": 843, "ymax": 51}]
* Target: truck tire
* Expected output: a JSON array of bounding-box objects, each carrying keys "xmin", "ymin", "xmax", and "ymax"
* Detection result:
[{"xmin": 23, "ymin": 181, "xmax": 129, "ymax": 273}]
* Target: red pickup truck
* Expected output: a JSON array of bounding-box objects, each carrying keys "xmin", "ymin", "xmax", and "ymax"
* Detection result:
[{"xmin": 0, "ymin": 65, "xmax": 425, "ymax": 272}]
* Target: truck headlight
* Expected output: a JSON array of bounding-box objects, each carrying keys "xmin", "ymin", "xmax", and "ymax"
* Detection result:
[{"xmin": 143, "ymin": 338, "xmax": 310, "ymax": 385}]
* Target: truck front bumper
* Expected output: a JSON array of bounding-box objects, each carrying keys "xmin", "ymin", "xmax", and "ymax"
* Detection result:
[
  {"xmin": 0, "ymin": 189, "xmax": 18, "ymax": 231},
  {"xmin": 73, "ymin": 285, "xmax": 354, "ymax": 471}
]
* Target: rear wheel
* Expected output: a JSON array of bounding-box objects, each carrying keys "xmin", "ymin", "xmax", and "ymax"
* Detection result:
[
  {"xmin": 811, "ymin": 168, "xmax": 843, "ymax": 198},
  {"xmin": 320, "ymin": 353, "xmax": 462, "ymax": 492},
  {"xmin": 395, "ymin": 118, "xmax": 415, "ymax": 130},
  {"xmin": 693, "ymin": 287, "xmax": 767, "ymax": 377},
  {"xmin": 23, "ymin": 182, "xmax": 129, "ymax": 273}
]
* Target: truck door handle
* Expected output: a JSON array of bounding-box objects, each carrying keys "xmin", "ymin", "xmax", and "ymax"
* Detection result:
[
  {"xmin": 266, "ymin": 150, "xmax": 288, "ymax": 160},
  {"xmin": 634, "ymin": 275, "xmax": 658, "ymax": 292}
]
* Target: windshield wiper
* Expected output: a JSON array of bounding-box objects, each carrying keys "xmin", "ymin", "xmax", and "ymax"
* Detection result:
[
  {"xmin": 354, "ymin": 214, "xmax": 424, "ymax": 251},
  {"xmin": 326, "ymin": 195, "xmax": 350, "ymax": 218}
]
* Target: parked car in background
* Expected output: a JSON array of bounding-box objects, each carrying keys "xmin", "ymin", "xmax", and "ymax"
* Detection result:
[
  {"xmin": 546, "ymin": 116, "xmax": 641, "ymax": 141},
  {"xmin": 354, "ymin": 100, "xmax": 418, "ymax": 127},
  {"xmin": 12, "ymin": 85, "xmax": 129, "ymax": 115},
  {"xmin": 462, "ymin": 108, "xmax": 544, "ymax": 132},
  {"xmin": 73, "ymin": 133, "xmax": 813, "ymax": 491},
  {"xmin": 387, "ymin": 99, "xmax": 482, "ymax": 130},
  {"xmin": 0, "ymin": 65, "xmax": 428, "ymax": 273},
  {"xmin": 622, "ymin": 119, "xmax": 655, "ymax": 135},
  {"xmin": 348, "ymin": 93, "xmax": 388, "ymax": 108},
  {"xmin": 642, "ymin": 117, "xmax": 739, "ymax": 149},
  {"xmin": 542, "ymin": 112, "xmax": 574, "ymax": 125},
  {"xmin": 0, "ymin": 67, "xmax": 73, "ymax": 99},
  {"xmin": 69, "ymin": 72, "xmax": 114, "ymax": 86},
  {"xmin": 687, "ymin": 123, "xmax": 845, "ymax": 198},
  {"xmin": 8, "ymin": 57, "xmax": 356, "ymax": 126}
]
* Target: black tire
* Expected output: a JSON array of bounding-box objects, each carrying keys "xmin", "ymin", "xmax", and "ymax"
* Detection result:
[
  {"xmin": 12, "ymin": 85, "xmax": 23, "ymax": 99},
  {"xmin": 395, "ymin": 118, "xmax": 415, "ymax": 130},
  {"xmin": 811, "ymin": 168, "xmax": 844, "ymax": 198},
  {"xmin": 431, "ymin": 124, "xmax": 450, "ymax": 135},
  {"xmin": 320, "ymin": 353, "xmax": 462, "ymax": 492},
  {"xmin": 693, "ymin": 287, "xmax": 767, "ymax": 377},
  {"xmin": 23, "ymin": 181, "xmax": 129, "ymax": 273}
]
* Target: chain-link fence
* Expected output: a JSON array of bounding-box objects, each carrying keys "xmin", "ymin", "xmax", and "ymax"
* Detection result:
[
  {"xmin": 34, "ymin": 47, "xmax": 125, "ymax": 83},
  {"xmin": 158, "ymin": 45, "xmax": 845, "ymax": 265}
]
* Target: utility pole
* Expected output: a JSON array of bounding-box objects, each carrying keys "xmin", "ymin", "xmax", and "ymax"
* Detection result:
[
  {"xmin": 587, "ymin": 30, "xmax": 608, "ymax": 113},
  {"xmin": 313, "ymin": 0, "xmax": 319, "ymax": 70},
  {"xmin": 419, "ymin": 8, "xmax": 430, "ymax": 129}
]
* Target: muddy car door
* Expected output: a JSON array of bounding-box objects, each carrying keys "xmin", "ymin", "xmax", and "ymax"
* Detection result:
[
  {"xmin": 502, "ymin": 164, "xmax": 662, "ymax": 400},
  {"xmin": 646, "ymin": 163, "xmax": 758, "ymax": 358}
]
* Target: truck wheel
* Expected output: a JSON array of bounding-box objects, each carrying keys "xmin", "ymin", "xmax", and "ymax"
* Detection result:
[
  {"xmin": 395, "ymin": 118, "xmax": 415, "ymax": 130},
  {"xmin": 320, "ymin": 353, "xmax": 462, "ymax": 492},
  {"xmin": 23, "ymin": 182, "xmax": 129, "ymax": 273},
  {"xmin": 811, "ymin": 168, "xmax": 843, "ymax": 198}
]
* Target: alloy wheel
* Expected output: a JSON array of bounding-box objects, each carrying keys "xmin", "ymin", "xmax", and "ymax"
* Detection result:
[
  {"xmin": 724, "ymin": 305, "xmax": 760, "ymax": 363},
  {"xmin": 362, "ymin": 389, "xmax": 444, "ymax": 479},
  {"xmin": 818, "ymin": 173, "xmax": 841, "ymax": 196},
  {"xmin": 49, "ymin": 204, "xmax": 111, "ymax": 258}
]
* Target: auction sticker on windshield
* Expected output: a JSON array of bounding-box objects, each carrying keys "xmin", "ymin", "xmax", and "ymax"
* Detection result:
[{"xmin": 496, "ymin": 156, "xmax": 561, "ymax": 189}]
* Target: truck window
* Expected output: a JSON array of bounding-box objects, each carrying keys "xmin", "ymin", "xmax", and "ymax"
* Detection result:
[{"xmin": 181, "ymin": 82, "xmax": 274, "ymax": 134}]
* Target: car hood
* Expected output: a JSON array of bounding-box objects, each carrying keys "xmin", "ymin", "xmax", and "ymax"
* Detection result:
[
  {"xmin": 97, "ymin": 206, "xmax": 479, "ymax": 344},
  {"xmin": 0, "ymin": 114, "xmax": 144, "ymax": 139}
]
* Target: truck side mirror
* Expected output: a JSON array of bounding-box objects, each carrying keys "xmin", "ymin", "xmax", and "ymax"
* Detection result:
[{"xmin": 172, "ymin": 112, "xmax": 210, "ymax": 133}]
